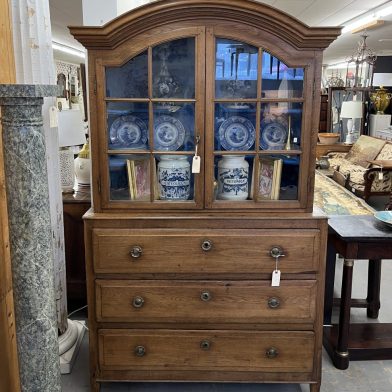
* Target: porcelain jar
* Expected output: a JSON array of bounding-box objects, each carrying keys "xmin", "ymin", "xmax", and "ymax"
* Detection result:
[
  {"xmin": 158, "ymin": 155, "xmax": 191, "ymax": 200},
  {"xmin": 217, "ymin": 155, "xmax": 249, "ymax": 200}
]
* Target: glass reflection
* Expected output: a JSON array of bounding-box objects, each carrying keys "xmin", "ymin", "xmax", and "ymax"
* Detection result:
[
  {"xmin": 262, "ymin": 52, "xmax": 303, "ymax": 99},
  {"xmin": 215, "ymin": 39, "xmax": 258, "ymax": 99},
  {"xmin": 106, "ymin": 51, "xmax": 148, "ymax": 98}
]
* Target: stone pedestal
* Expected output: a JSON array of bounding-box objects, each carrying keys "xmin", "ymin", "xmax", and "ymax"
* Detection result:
[{"xmin": 0, "ymin": 84, "xmax": 61, "ymax": 392}]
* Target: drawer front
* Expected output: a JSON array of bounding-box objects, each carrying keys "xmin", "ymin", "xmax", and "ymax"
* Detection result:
[
  {"xmin": 96, "ymin": 280, "xmax": 317, "ymax": 323},
  {"xmin": 99, "ymin": 329, "xmax": 315, "ymax": 372},
  {"xmin": 93, "ymin": 229, "xmax": 320, "ymax": 274}
]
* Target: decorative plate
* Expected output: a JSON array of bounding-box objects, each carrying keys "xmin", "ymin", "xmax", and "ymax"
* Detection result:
[
  {"xmin": 154, "ymin": 115, "xmax": 186, "ymax": 150},
  {"xmin": 109, "ymin": 115, "xmax": 148, "ymax": 148},
  {"xmin": 218, "ymin": 116, "xmax": 255, "ymax": 151},
  {"xmin": 260, "ymin": 121, "xmax": 288, "ymax": 150},
  {"xmin": 374, "ymin": 211, "xmax": 392, "ymax": 228}
]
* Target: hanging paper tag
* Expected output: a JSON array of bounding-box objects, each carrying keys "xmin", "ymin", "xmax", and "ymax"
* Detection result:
[
  {"xmin": 49, "ymin": 106, "xmax": 58, "ymax": 128},
  {"xmin": 192, "ymin": 155, "xmax": 201, "ymax": 173},
  {"xmin": 271, "ymin": 270, "xmax": 281, "ymax": 287},
  {"xmin": 379, "ymin": 171, "xmax": 384, "ymax": 180}
]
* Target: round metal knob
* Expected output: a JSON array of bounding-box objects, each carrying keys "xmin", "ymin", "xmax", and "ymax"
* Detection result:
[
  {"xmin": 270, "ymin": 246, "xmax": 285, "ymax": 259},
  {"xmin": 200, "ymin": 340, "xmax": 211, "ymax": 350},
  {"xmin": 130, "ymin": 246, "xmax": 143, "ymax": 259},
  {"xmin": 265, "ymin": 347, "xmax": 279, "ymax": 359},
  {"xmin": 200, "ymin": 291, "xmax": 212, "ymax": 302},
  {"xmin": 201, "ymin": 240, "xmax": 213, "ymax": 252},
  {"xmin": 134, "ymin": 345, "xmax": 146, "ymax": 357},
  {"xmin": 268, "ymin": 297, "xmax": 281, "ymax": 309},
  {"xmin": 132, "ymin": 296, "xmax": 145, "ymax": 308}
]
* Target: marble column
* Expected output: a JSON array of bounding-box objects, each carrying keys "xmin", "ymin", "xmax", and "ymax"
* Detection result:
[{"xmin": 0, "ymin": 84, "xmax": 61, "ymax": 392}]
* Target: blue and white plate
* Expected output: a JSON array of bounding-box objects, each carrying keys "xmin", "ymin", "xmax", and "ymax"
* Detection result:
[
  {"xmin": 109, "ymin": 115, "xmax": 148, "ymax": 148},
  {"xmin": 260, "ymin": 121, "xmax": 288, "ymax": 150},
  {"xmin": 154, "ymin": 115, "xmax": 185, "ymax": 151},
  {"xmin": 218, "ymin": 116, "xmax": 255, "ymax": 151},
  {"xmin": 374, "ymin": 211, "xmax": 392, "ymax": 228}
]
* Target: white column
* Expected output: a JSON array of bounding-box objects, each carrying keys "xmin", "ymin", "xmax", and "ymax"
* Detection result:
[{"xmin": 11, "ymin": 0, "xmax": 68, "ymax": 333}]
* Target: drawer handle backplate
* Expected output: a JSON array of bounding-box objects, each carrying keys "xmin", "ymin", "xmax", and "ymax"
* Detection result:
[
  {"xmin": 270, "ymin": 246, "xmax": 285, "ymax": 259},
  {"xmin": 132, "ymin": 296, "xmax": 145, "ymax": 308},
  {"xmin": 201, "ymin": 239, "xmax": 213, "ymax": 252},
  {"xmin": 266, "ymin": 347, "xmax": 279, "ymax": 359},
  {"xmin": 200, "ymin": 291, "xmax": 212, "ymax": 302},
  {"xmin": 130, "ymin": 246, "xmax": 143, "ymax": 259},
  {"xmin": 134, "ymin": 345, "xmax": 146, "ymax": 357},
  {"xmin": 200, "ymin": 340, "xmax": 211, "ymax": 350},
  {"xmin": 268, "ymin": 297, "xmax": 281, "ymax": 309}
]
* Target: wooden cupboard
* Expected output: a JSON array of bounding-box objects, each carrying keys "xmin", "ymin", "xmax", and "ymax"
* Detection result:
[{"xmin": 70, "ymin": 1, "xmax": 340, "ymax": 390}]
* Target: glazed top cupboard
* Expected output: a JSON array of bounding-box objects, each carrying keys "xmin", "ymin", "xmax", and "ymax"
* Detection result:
[{"xmin": 70, "ymin": 0, "xmax": 340, "ymax": 213}]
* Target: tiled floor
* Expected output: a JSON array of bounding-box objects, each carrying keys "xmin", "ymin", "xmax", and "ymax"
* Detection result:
[{"xmin": 62, "ymin": 197, "xmax": 392, "ymax": 391}]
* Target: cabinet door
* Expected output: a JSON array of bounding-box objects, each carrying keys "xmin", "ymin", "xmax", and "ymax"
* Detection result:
[
  {"xmin": 97, "ymin": 28, "xmax": 205, "ymax": 209},
  {"xmin": 205, "ymin": 29, "xmax": 309, "ymax": 209}
]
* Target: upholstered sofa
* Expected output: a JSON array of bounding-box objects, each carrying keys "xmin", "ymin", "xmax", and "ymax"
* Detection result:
[{"xmin": 327, "ymin": 135, "xmax": 392, "ymax": 201}]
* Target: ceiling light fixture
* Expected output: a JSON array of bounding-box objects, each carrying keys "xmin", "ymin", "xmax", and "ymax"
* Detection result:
[
  {"xmin": 52, "ymin": 42, "xmax": 85, "ymax": 58},
  {"xmin": 342, "ymin": 1, "xmax": 392, "ymax": 34}
]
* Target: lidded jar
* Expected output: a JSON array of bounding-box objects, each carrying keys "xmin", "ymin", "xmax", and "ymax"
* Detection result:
[
  {"xmin": 157, "ymin": 155, "xmax": 191, "ymax": 200},
  {"xmin": 217, "ymin": 155, "xmax": 249, "ymax": 200}
]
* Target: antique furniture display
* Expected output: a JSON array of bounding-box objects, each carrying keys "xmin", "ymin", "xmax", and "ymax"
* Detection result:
[
  {"xmin": 324, "ymin": 215, "xmax": 392, "ymax": 370},
  {"xmin": 70, "ymin": 1, "xmax": 340, "ymax": 391}
]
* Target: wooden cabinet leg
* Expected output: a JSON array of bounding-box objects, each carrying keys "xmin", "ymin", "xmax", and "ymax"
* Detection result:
[
  {"xmin": 367, "ymin": 259, "xmax": 382, "ymax": 319},
  {"xmin": 310, "ymin": 382, "xmax": 320, "ymax": 392},
  {"xmin": 333, "ymin": 258, "xmax": 354, "ymax": 370},
  {"xmin": 92, "ymin": 381, "xmax": 100, "ymax": 392}
]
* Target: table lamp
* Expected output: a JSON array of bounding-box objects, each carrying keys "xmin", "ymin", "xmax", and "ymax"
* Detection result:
[
  {"xmin": 58, "ymin": 109, "xmax": 86, "ymax": 193},
  {"xmin": 371, "ymin": 73, "xmax": 392, "ymax": 114},
  {"xmin": 340, "ymin": 101, "xmax": 363, "ymax": 144}
]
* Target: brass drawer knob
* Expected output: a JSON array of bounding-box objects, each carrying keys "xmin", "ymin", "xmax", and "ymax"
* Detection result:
[
  {"xmin": 266, "ymin": 347, "xmax": 279, "ymax": 359},
  {"xmin": 132, "ymin": 296, "xmax": 145, "ymax": 308},
  {"xmin": 268, "ymin": 297, "xmax": 281, "ymax": 309},
  {"xmin": 201, "ymin": 239, "xmax": 213, "ymax": 252},
  {"xmin": 200, "ymin": 340, "xmax": 211, "ymax": 350},
  {"xmin": 200, "ymin": 290, "xmax": 212, "ymax": 302},
  {"xmin": 130, "ymin": 246, "xmax": 143, "ymax": 259},
  {"xmin": 270, "ymin": 246, "xmax": 285, "ymax": 259},
  {"xmin": 134, "ymin": 345, "xmax": 146, "ymax": 357}
]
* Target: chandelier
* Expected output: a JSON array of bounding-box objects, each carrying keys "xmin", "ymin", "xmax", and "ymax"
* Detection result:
[{"xmin": 345, "ymin": 32, "xmax": 377, "ymax": 88}]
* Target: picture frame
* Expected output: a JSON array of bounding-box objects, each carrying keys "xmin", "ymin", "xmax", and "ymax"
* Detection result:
[
  {"xmin": 257, "ymin": 157, "xmax": 283, "ymax": 200},
  {"xmin": 126, "ymin": 158, "xmax": 150, "ymax": 200}
]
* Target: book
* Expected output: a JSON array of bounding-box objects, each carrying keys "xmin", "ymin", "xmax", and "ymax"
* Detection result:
[
  {"xmin": 126, "ymin": 158, "xmax": 150, "ymax": 201},
  {"xmin": 258, "ymin": 157, "xmax": 283, "ymax": 200}
]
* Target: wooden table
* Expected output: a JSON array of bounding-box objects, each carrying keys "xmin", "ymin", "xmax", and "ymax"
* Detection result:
[
  {"xmin": 323, "ymin": 215, "xmax": 392, "ymax": 369},
  {"xmin": 63, "ymin": 191, "xmax": 91, "ymax": 311}
]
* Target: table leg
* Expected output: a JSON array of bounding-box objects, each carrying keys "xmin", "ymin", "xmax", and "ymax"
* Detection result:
[
  {"xmin": 367, "ymin": 259, "xmax": 382, "ymax": 318},
  {"xmin": 333, "ymin": 258, "xmax": 354, "ymax": 370},
  {"xmin": 324, "ymin": 237, "xmax": 337, "ymax": 325}
]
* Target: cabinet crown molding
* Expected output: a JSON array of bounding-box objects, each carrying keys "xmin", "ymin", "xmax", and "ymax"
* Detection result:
[{"xmin": 69, "ymin": 0, "xmax": 341, "ymax": 50}]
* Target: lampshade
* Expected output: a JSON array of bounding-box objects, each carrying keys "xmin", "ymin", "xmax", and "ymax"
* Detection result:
[
  {"xmin": 373, "ymin": 73, "xmax": 392, "ymax": 87},
  {"xmin": 340, "ymin": 101, "xmax": 363, "ymax": 119},
  {"xmin": 58, "ymin": 109, "xmax": 86, "ymax": 147}
]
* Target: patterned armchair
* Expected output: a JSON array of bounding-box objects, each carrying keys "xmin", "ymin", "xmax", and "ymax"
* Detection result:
[{"xmin": 327, "ymin": 135, "xmax": 392, "ymax": 201}]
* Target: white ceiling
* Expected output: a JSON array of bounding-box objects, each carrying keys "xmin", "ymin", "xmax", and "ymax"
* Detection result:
[{"xmin": 48, "ymin": 0, "xmax": 392, "ymax": 65}]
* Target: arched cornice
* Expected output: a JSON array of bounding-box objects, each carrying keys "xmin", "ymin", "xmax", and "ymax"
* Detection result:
[{"xmin": 69, "ymin": 0, "xmax": 341, "ymax": 51}]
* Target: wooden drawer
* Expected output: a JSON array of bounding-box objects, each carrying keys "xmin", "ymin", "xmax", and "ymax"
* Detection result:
[
  {"xmin": 96, "ymin": 280, "xmax": 317, "ymax": 323},
  {"xmin": 92, "ymin": 229, "xmax": 320, "ymax": 274},
  {"xmin": 98, "ymin": 329, "xmax": 315, "ymax": 372}
]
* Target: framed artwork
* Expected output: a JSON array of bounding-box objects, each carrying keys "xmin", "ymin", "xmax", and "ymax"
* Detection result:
[
  {"xmin": 257, "ymin": 157, "xmax": 283, "ymax": 200},
  {"xmin": 126, "ymin": 158, "xmax": 150, "ymax": 200}
]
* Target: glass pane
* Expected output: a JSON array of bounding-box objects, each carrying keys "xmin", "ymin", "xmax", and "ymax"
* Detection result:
[
  {"xmin": 215, "ymin": 39, "xmax": 258, "ymax": 99},
  {"xmin": 214, "ymin": 103, "xmax": 256, "ymax": 151},
  {"xmin": 257, "ymin": 155, "xmax": 300, "ymax": 201},
  {"xmin": 260, "ymin": 102, "xmax": 303, "ymax": 150},
  {"xmin": 213, "ymin": 155, "xmax": 254, "ymax": 201},
  {"xmin": 105, "ymin": 51, "xmax": 148, "ymax": 98},
  {"xmin": 153, "ymin": 103, "xmax": 195, "ymax": 151},
  {"xmin": 152, "ymin": 38, "xmax": 195, "ymax": 99},
  {"xmin": 107, "ymin": 102, "xmax": 149, "ymax": 150},
  {"xmin": 109, "ymin": 154, "xmax": 151, "ymax": 201},
  {"xmin": 261, "ymin": 52, "xmax": 303, "ymax": 99},
  {"xmin": 155, "ymin": 155, "xmax": 194, "ymax": 201}
]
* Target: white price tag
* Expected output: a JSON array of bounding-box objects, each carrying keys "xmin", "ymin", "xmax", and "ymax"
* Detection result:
[
  {"xmin": 379, "ymin": 171, "xmax": 384, "ymax": 180},
  {"xmin": 192, "ymin": 155, "xmax": 201, "ymax": 173},
  {"xmin": 49, "ymin": 106, "xmax": 58, "ymax": 128},
  {"xmin": 293, "ymin": 137, "xmax": 298, "ymax": 143},
  {"xmin": 271, "ymin": 270, "xmax": 281, "ymax": 287}
]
